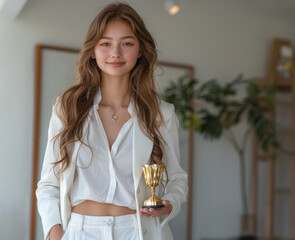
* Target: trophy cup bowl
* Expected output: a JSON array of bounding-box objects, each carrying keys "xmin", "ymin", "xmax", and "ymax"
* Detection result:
[{"xmin": 142, "ymin": 164, "xmax": 164, "ymax": 208}]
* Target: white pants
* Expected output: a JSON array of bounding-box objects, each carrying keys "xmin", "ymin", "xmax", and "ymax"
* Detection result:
[{"xmin": 61, "ymin": 212, "xmax": 140, "ymax": 240}]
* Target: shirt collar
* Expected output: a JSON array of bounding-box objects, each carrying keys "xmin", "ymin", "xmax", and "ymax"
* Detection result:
[{"xmin": 93, "ymin": 89, "xmax": 134, "ymax": 117}]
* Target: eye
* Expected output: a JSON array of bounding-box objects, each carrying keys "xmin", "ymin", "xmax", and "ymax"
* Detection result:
[
  {"xmin": 101, "ymin": 42, "xmax": 110, "ymax": 46},
  {"xmin": 123, "ymin": 42, "xmax": 134, "ymax": 46}
]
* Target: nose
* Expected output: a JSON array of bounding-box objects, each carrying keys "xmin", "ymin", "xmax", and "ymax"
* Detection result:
[{"xmin": 111, "ymin": 45, "xmax": 122, "ymax": 59}]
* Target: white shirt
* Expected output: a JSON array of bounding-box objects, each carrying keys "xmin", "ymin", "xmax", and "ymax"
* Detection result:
[
  {"xmin": 70, "ymin": 91, "xmax": 137, "ymax": 209},
  {"xmin": 36, "ymin": 94, "xmax": 188, "ymax": 240}
]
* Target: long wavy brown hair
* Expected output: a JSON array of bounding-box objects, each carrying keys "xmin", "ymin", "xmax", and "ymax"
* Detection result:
[{"xmin": 52, "ymin": 2, "xmax": 168, "ymax": 179}]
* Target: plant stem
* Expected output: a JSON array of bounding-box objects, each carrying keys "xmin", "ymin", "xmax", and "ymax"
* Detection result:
[
  {"xmin": 242, "ymin": 128, "xmax": 252, "ymax": 152},
  {"xmin": 226, "ymin": 129, "xmax": 240, "ymax": 153},
  {"xmin": 226, "ymin": 129, "xmax": 249, "ymax": 231},
  {"xmin": 238, "ymin": 148, "xmax": 249, "ymax": 231}
]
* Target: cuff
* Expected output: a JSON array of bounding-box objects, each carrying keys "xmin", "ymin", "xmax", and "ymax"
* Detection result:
[
  {"xmin": 156, "ymin": 198, "xmax": 176, "ymax": 229},
  {"xmin": 43, "ymin": 221, "xmax": 62, "ymax": 240}
]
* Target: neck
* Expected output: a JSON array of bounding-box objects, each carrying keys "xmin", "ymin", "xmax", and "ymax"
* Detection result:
[{"xmin": 100, "ymin": 75, "xmax": 130, "ymax": 108}]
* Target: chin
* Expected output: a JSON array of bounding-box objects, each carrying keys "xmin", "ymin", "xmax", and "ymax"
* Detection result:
[{"xmin": 104, "ymin": 71, "xmax": 131, "ymax": 78}]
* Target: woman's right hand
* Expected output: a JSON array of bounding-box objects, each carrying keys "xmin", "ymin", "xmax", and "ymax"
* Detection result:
[{"xmin": 49, "ymin": 224, "xmax": 64, "ymax": 240}]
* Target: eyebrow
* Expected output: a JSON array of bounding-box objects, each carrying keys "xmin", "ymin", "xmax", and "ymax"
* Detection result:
[{"xmin": 99, "ymin": 36, "xmax": 136, "ymax": 40}]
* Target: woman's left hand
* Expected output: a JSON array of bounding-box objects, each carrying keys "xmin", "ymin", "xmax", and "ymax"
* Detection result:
[{"xmin": 139, "ymin": 200, "xmax": 172, "ymax": 217}]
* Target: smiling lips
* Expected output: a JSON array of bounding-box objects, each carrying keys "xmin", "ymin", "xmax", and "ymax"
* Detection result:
[{"xmin": 107, "ymin": 61, "xmax": 125, "ymax": 67}]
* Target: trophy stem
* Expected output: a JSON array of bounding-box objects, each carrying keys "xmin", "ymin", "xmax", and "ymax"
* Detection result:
[{"xmin": 151, "ymin": 186, "xmax": 155, "ymax": 197}]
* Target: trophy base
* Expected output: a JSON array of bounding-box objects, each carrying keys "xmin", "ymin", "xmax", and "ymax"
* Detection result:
[
  {"xmin": 142, "ymin": 195, "xmax": 164, "ymax": 209},
  {"xmin": 142, "ymin": 205, "xmax": 164, "ymax": 208}
]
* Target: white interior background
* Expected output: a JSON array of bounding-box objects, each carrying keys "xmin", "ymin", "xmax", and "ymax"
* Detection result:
[{"xmin": 1, "ymin": 0, "xmax": 295, "ymax": 239}]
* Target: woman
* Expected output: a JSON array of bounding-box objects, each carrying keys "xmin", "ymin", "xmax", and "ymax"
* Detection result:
[{"xmin": 36, "ymin": 2, "xmax": 188, "ymax": 240}]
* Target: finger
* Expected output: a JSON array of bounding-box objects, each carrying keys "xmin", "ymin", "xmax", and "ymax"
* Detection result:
[
  {"xmin": 147, "ymin": 208, "xmax": 159, "ymax": 216},
  {"xmin": 140, "ymin": 208, "xmax": 158, "ymax": 217},
  {"xmin": 139, "ymin": 209, "xmax": 151, "ymax": 216},
  {"xmin": 150, "ymin": 207, "xmax": 168, "ymax": 217},
  {"xmin": 140, "ymin": 208, "xmax": 153, "ymax": 216},
  {"xmin": 140, "ymin": 212, "xmax": 152, "ymax": 217},
  {"xmin": 140, "ymin": 206, "xmax": 169, "ymax": 217}
]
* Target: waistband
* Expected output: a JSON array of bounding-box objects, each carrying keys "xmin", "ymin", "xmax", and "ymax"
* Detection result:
[{"xmin": 68, "ymin": 212, "xmax": 138, "ymax": 231}]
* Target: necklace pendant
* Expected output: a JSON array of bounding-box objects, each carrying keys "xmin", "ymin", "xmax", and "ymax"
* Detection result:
[{"xmin": 112, "ymin": 113, "xmax": 118, "ymax": 121}]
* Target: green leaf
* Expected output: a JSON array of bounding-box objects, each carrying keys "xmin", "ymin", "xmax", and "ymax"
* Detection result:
[
  {"xmin": 199, "ymin": 114, "xmax": 223, "ymax": 139},
  {"xmin": 247, "ymin": 81, "xmax": 260, "ymax": 100}
]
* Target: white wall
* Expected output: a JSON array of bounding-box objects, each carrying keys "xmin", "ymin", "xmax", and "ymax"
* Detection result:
[{"xmin": 0, "ymin": 0, "xmax": 295, "ymax": 239}]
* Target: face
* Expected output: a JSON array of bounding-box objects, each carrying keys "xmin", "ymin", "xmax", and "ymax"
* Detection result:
[{"xmin": 93, "ymin": 18, "xmax": 141, "ymax": 79}]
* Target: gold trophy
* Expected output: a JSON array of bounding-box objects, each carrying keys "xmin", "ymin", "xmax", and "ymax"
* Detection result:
[{"xmin": 142, "ymin": 164, "xmax": 164, "ymax": 208}]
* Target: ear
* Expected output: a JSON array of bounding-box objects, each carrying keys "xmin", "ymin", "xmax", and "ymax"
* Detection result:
[
  {"xmin": 91, "ymin": 50, "xmax": 96, "ymax": 59},
  {"xmin": 137, "ymin": 49, "xmax": 142, "ymax": 59}
]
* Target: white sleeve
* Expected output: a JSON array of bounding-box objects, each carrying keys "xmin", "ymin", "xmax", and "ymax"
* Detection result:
[
  {"xmin": 35, "ymin": 100, "xmax": 63, "ymax": 240},
  {"xmin": 157, "ymin": 104, "xmax": 189, "ymax": 229}
]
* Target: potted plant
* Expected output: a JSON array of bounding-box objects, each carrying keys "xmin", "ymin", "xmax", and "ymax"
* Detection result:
[{"xmin": 163, "ymin": 73, "xmax": 279, "ymax": 240}]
